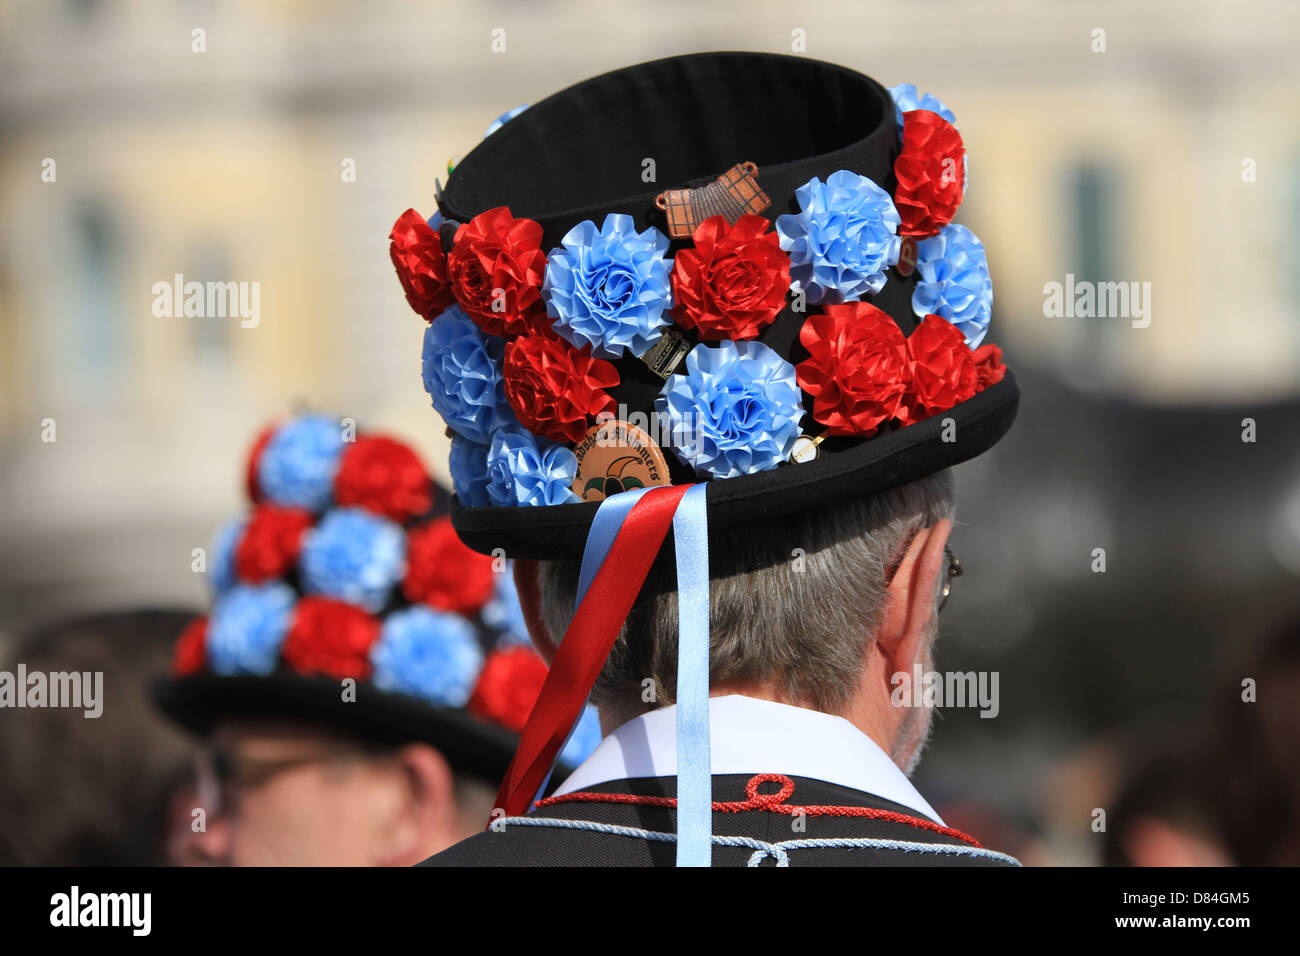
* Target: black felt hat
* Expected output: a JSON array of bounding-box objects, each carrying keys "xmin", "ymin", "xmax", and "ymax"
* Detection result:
[{"xmin": 395, "ymin": 51, "xmax": 1018, "ymax": 560}]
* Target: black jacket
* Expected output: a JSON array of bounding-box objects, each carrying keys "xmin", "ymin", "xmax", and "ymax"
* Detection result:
[{"xmin": 423, "ymin": 772, "xmax": 1019, "ymax": 867}]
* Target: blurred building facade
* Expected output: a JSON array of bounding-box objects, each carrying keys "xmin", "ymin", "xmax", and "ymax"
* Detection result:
[{"xmin": 1, "ymin": 0, "xmax": 1298, "ymax": 863}]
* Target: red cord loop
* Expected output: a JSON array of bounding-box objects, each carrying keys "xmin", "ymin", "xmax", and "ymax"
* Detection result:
[{"xmin": 745, "ymin": 773, "xmax": 795, "ymax": 806}]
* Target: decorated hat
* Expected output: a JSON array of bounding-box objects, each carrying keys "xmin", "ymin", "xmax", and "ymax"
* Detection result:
[
  {"xmin": 390, "ymin": 52, "xmax": 1017, "ymax": 560},
  {"xmin": 389, "ymin": 52, "xmax": 1019, "ymax": 863},
  {"xmin": 153, "ymin": 414, "xmax": 602, "ymax": 784}
]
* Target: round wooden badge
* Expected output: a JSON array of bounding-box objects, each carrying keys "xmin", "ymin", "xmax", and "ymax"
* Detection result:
[{"xmin": 571, "ymin": 419, "xmax": 672, "ymax": 501}]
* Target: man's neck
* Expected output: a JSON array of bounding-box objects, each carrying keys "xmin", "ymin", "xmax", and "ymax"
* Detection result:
[{"xmin": 599, "ymin": 682, "xmax": 899, "ymax": 764}]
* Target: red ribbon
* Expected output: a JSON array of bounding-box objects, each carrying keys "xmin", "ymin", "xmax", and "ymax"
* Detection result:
[{"xmin": 493, "ymin": 484, "xmax": 692, "ymax": 819}]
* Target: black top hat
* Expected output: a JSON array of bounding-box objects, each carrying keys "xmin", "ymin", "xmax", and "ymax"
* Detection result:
[
  {"xmin": 390, "ymin": 52, "xmax": 1018, "ymax": 560},
  {"xmin": 152, "ymin": 414, "xmax": 602, "ymax": 783}
]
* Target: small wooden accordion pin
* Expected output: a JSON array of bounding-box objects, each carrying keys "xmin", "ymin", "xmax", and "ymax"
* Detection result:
[{"xmin": 655, "ymin": 161, "xmax": 770, "ymax": 238}]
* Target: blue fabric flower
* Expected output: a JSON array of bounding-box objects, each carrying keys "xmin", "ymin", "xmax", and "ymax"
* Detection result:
[
  {"xmin": 485, "ymin": 103, "xmax": 528, "ymax": 137},
  {"xmin": 209, "ymin": 517, "xmax": 246, "ymax": 596},
  {"xmin": 206, "ymin": 582, "xmax": 295, "ymax": 675},
  {"xmin": 542, "ymin": 213, "xmax": 673, "ymax": 359},
  {"xmin": 912, "ymin": 224, "xmax": 993, "ymax": 348},
  {"xmin": 486, "ymin": 428, "xmax": 581, "ymax": 507},
  {"xmin": 421, "ymin": 306, "xmax": 518, "ymax": 445},
  {"xmin": 299, "ymin": 508, "xmax": 406, "ymax": 613},
  {"xmin": 889, "ymin": 83, "xmax": 958, "ymax": 132},
  {"xmin": 559, "ymin": 704, "xmax": 603, "ymax": 767},
  {"xmin": 448, "ymin": 435, "xmax": 493, "ymax": 508},
  {"xmin": 370, "ymin": 606, "xmax": 484, "ymax": 708},
  {"xmin": 775, "ymin": 170, "xmax": 901, "ymax": 304},
  {"xmin": 481, "ymin": 566, "xmax": 531, "ymax": 648},
  {"xmin": 656, "ymin": 340, "xmax": 804, "ymax": 479},
  {"xmin": 257, "ymin": 415, "xmax": 345, "ymax": 511}
]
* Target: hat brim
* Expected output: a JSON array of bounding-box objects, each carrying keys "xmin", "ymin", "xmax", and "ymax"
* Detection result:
[
  {"xmin": 451, "ymin": 370, "xmax": 1020, "ymax": 560},
  {"xmin": 452, "ymin": 366, "xmax": 1019, "ymax": 561},
  {"xmin": 153, "ymin": 672, "xmax": 527, "ymax": 783}
]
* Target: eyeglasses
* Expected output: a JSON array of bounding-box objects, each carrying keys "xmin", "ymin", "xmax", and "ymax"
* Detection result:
[
  {"xmin": 939, "ymin": 544, "xmax": 962, "ymax": 612},
  {"xmin": 884, "ymin": 540, "xmax": 963, "ymax": 612},
  {"xmin": 194, "ymin": 743, "xmax": 380, "ymax": 817}
]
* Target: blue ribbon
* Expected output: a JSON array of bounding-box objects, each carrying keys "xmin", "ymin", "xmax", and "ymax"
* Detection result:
[
  {"xmin": 575, "ymin": 487, "xmax": 650, "ymax": 608},
  {"xmin": 673, "ymin": 484, "xmax": 711, "ymax": 867},
  {"xmin": 548, "ymin": 484, "xmax": 712, "ymax": 867}
]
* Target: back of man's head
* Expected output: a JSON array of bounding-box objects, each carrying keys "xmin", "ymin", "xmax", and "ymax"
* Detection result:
[{"xmin": 537, "ymin": 470, "xmax": 955, "ymax": 726}]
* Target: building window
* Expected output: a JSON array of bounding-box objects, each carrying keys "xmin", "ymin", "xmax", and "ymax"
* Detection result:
[
  {"xmin": 70, "ymin": 199, "xmax": 125, "ymax": 391},
  {"xmin": 187, "ymin": 241, "xmax": 233, "ymax": 361},
  {"xmin": 1068, "ymin": 160, "xmax": 1124, "ymax": 378}
]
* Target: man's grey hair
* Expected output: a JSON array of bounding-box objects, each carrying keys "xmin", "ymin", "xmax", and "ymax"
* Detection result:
[{"xmin": 537, "ymin": 470, "xmax": 956, "ymax": 723}]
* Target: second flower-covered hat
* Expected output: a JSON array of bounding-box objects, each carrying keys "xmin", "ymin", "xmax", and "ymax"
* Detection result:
[
  {"xmin": 390, "ymin": 52, "xmax": 1017, "ymax": 559},
  {"xmin": 153, "ymin": 414, "xmax": 602, "ymax": 782}
]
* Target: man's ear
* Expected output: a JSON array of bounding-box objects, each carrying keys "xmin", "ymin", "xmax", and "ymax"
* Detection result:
[
  {"xmin": 374, "ymin": 743, "xmax": 456, "ymax": 867},
  {"xmin": 875, "ymin": 519, "xmax": 953, "ymax": 680},
  {"xmin": 513, "ymin": 559, "xmax": 556, "ymax": 664}
]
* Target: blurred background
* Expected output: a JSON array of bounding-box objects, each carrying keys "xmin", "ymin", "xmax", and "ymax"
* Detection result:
[{"xmin": 1, "ymin": 0, "xmax": 1298, "ymax": 865}]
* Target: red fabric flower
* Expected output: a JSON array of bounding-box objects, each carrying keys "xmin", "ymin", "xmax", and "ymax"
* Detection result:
[
  {"xmin": 282, "ymin": 597, "xmax": 381, "ymax": 680},
  {"xmin": 900, "ymin": 314, "xmax": 977, "ymax": 424},
  {"xmin": 671, "ymin": 215, "xmax": 790, "ymax": 340},
  {"xmin": 234, "ymin": 504, "xmax": 314, "ymax": 584},
  {"xmin": 334, "ymin": 435, "xmax": 433, "ymax": 524},
  {"xmin": 503, "ymin": 332, "xmax": 619, "ymax": 443},
  {"xmin": 447, "ymin": 206, "xmax": 547, "ymax": 337},
  {"xmin": 972, "ymin": 343, "xmax": 1007, "ymax": 391},
  {"xmin": 245, "ymin": 424, "xmax": 276, "ymax": 503},
  {"xmin": 467, "ymin": 646, "xmax": 549, "ymax": 732},
  {"xmin": 390, "ymin": 208, "xmax": 455, "ymax": 321},
  {"xmin": 172, "ymin": 616, "xmax": 208, "ymax": 677},
  {"xmin": 797, "ymin": 302, "xmax": 911, "ymax": 436},
  {"xmin": 402, "ymin": 516, "xmax": 497, "ymax": 614},
  {"xmin": 894, "ymin": 111, "xmax": 966, "ymax": 238}
]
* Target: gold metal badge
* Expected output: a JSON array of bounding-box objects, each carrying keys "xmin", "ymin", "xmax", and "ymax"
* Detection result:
[
  {"xmin": 639, "ymin": 326, "xmax": 693, "ymax": 381},
  {"xmin": 789, "ymin": 434, "xmax": 824, "ymax": 464}
]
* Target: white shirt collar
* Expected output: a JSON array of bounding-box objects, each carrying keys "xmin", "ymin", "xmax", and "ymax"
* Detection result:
[{"xmin": 553, "ymin": 694, "xmax": 944, "ymax": 824}]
